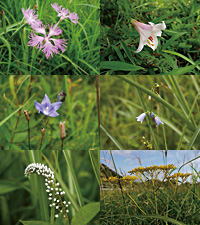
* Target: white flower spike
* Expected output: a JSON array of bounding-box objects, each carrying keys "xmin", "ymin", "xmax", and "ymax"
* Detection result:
[{"xmin": 132, "ymin": 19, "xmax": 166, "ymax": 53}]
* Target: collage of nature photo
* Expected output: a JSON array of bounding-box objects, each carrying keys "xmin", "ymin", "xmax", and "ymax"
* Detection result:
[{"xmin": 1, "ymin": 0, "xmax": 200, "ymax": 224}]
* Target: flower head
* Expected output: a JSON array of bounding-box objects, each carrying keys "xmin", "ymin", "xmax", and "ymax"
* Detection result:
[
  {"xmin": 34, "ymin": 94, "xmax": 62, "ymax": 117},
  {"xmin": 25, "ymin": 163, "xmax": 70, "ymax": 217},
  {"xmin": 51, "ymin": 3, "xmax": 79, "ymax": 24},
  {"xmin": 132, "ymin": 19, "xmax": 166, "ymax": 53},
  {"xmin": 22, "ymin": 7, "xmax": 42, "ymax": 27},
  {"xmin": 28, "ymin": 24, "xmax": 68, "ymax": 59},
  {"xmin": 136, "ymin": 113, "xmax": 146, "ymax": 124},
  {"xmin": 155, "ymin": 116, "xmax": 164, "ymax": 127}
]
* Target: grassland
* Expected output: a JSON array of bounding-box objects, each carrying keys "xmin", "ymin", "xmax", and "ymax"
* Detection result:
[
  {"xmin": 101, "ymin": 0, "xmax": 200, "ymax": 75},
  {"xmin": 0, "ymin": 0, "xmax": 99, "ymax": 75},
  {"xmin": 0, "ymin": 75, "xmax": 99, "ymax": 150},
  {"xmin": 100, "ymin": 75, "xmax": 200, "ymax": 150}
]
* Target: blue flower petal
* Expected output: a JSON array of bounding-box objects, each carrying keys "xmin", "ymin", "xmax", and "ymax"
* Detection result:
[
  {"xmin": 52, "ymin": 101, "xmax": 62, "ymax": 110},
  {"xmin": 136, "ymin": 113, "xmax": 146, "ymax": 124},
  {"xmin": 34, "ymin": 100, "xmax": 43, "ymax": 113},
  {"xmin": 41, "ymin": 94, "xmax": 51, "ymax": 107},
  {"xmin": 155, "ymin": 116, "xmax": 164, "ymax": 127}
]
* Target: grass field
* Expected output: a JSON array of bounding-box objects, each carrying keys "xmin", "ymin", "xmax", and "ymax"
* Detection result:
[
  {"xmin": 0, "ymin": 0, "xmax": 99, "ymax": 75},
  {"xmin": 0, "ymin": 149, "xmax": 100, "ymax": 225},
  {"xmin": 0, "ymin": 75, "xmax": 99, "ymax": 150},
  {"xmin": 100, "ymin": 0, "xmax": 200, "ymax": 75},
  {"xmin": 100, "ymin": 75, "xmax": 200, "ymax": 150},
  {"xmin": 100, "ymin": 150, "xmax": 200, "ymax": 225}
]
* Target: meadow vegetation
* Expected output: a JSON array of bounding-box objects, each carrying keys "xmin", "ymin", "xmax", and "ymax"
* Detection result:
[
  {"xmin": 0, "ymin": 75, "xmax": 99, "ymax": 150},
  {"xmin": 101, "ymin": 0, "xmax": 200, "ymax": 75},
  {"xmin": 0, "ymin": 0, "xmax": 99, "ymax": 75},
  {"xmin": 0, "ymin": 149, "xmax": 100, "ymax": 225},
  {"xmin": 101, "ymin": 161, "xmax": 200, "ymax": 224},
  {"xmin": 100, "ymin": 75, "xmax": 200, "ymax": 150}
]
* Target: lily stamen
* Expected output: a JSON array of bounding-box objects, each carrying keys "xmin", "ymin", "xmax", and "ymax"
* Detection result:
[{"xmin": 147, "ymin": 39, "xmax": 154, "ymax": 46}]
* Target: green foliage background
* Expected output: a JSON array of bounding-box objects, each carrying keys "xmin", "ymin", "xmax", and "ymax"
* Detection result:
[
  {"xmin": 0, "ymin": 150, "xmax": 100, "ymax": 225},
  {"xmin": 100, "ymin": 75, "xmax": 200, "ymax": 150},
  {"xmin": 0, "ymin": 0, "xmax": 99, "ymax": 75},
  {"xmin": 101, "ymin": 0, "xmax": 200, "ymax": 75},
  {"xmin": 0, "ymin": 75, "xmax": 99, "ymax": 150}
]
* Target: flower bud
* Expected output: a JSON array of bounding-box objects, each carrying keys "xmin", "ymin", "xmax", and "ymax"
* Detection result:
[
  {"xmin": 59, "ymin": 122, "xmax": 66, "ymax": 139},
  {"xmin": 41, "ymin": 128, "xmax": 45, "ymax": 137},
  {"xmin": 24, "ymin": 110, "xmax": 30, "ymax": 121}
]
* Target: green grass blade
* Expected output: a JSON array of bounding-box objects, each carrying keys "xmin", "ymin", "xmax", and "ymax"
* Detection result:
[
  {"xmin": 100, "ymin": 124, "xmax": 124, "ymax": 150},
  {"xmin": 117, "ymin": 76, "xmax": 195, "ymax": 132},
  {"xmin": 186, "ymin": 123, "xmax": 200, "ymax": 150},
  {"xmin": 0, "ymin": 94, "xmax": 35, "ymax": 127},
  {"xmin": 101, "ymin": 61, "xmax": 145, "ymax": 71}
]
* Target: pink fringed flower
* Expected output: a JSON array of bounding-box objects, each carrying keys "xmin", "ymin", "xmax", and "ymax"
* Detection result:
[
  {"xmin": 28, "ymin": 24, "xmax": 67, "ymax": 59},
  {"xmin": 51, "ymin": 3, "xmax": 79, "ymax": 24},
  {"xmin": 22, "ymin": 7, "xmax": 42, "ymax": 27}
]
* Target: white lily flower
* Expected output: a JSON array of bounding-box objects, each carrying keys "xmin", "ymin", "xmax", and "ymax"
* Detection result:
[{"xmin": 132, "ymin": 19, "xmax": 166, "ymax": 53}]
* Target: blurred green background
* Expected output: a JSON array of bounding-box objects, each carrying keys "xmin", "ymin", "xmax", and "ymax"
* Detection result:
[
  {"xmin": 0, "ymin": 75, "xmax": 99, "ymax": 150},
  {"xmin": 100, "ymin": 75, "xmax": 200, "ymax": 150},
  {"xmin": 0, "ymin": 150, "xmax": 100, "ymax": 225}
]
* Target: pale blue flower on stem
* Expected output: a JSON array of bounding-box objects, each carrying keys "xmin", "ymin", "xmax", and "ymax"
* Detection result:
[
  {"xmin": 136, "ymin": 113, "xmax": 146, "ymax": 124},
  {"xmin": 34, "ymin": 94, "xmax": 62, "ymax": 117},
  {"xmin": 22, "ymin": 7, "xmax": 42, "ymax": 27},
  {"xmin": 155, "ymin": 116, "xmax": 164, "ymax": 127},
  {"xmin": 51, "ymin": 3, "xmax": 79, "ymax": 24}
]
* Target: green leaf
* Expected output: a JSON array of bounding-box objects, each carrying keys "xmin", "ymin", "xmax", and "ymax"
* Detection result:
[
  {"xmin": 71, "ymin": 202, "xmax": 100, "ymax": 225},
  {"xmin": 160, "ymin": 65, "xmax": 196, "ymax": 75},
  {"xmin": 120, "ymin": 41, "xmax": 135, "ymax": 64},
  {"xmin": 132, "ymin": 215, "xmax": 186, "ymax": 225},
  {"xmin": 0, "ymin": 180, "xmax": 22, "ymax": 194},
  {"xmin": 19, "ymin": 220, "xmax": 52, "ymax": 225},
  {"xmin": 0, "ymin": 94, "xmax": 35, "ymax": 127},
  {"xmin": 187, "ymin": 123, "xmax": 200, "ymax": 150},
  {"xmin": 13, "ymin": 132, "xmax": 27, "ymax": 143},
  {"xmin": 163, "ymin": 50, "xmax": 200, "ymax": 71},
  {"xmin": 100, "ymin": 124, "xmax": 124, "ymax": 150},
  {"xmin": 0, "ymin": 36, "xmax": 12, "ymax": 74},
  {"xmin": 100, "ymin": 61, "xmax": 144, "ymax": 71}
]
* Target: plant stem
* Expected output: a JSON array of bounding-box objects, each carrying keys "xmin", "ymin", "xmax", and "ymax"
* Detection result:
[
  {"xmin": 61, "ymin": 138, "xmax": 64, "ymax": 150},
  {"xmin": 28, "ymin": 120, "xmax": 31, "ymax": 150},
  {"xmin": 95, "ymin": 75, "xmax": 100, "ymax": 143},
  {"xmin": 9, "ymin": 75, "xmax": 31, "ymax": 150}
]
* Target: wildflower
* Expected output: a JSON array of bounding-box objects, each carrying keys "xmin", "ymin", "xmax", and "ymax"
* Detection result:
[
  {"xmin": 28, "ymin": 23, "xmax": 68, "ymax": 59},
  {"xmin": 25, "ymin": 163, "xmax": 70, "ymax": 216},
  {"xmin": 51, "ymin": 3, "xmax": 79, "ymax": 24},
  {"xmin": 131, "ymin": 19, "xmax": 166, "ymax": 53},
  {"xmin": 34, "ymin": 94, "xmax": 62, "ymax": 117},
  {"xmin": 155, "ymin": 116, "xmax": 164, "ymax": 127},
  {"xmin": 22, "ymin": 7, "xmax": 42, "ymax": 27},
  {"xmin": 136, "ymin": 113, "xmax": 146, "ymax": 124}
]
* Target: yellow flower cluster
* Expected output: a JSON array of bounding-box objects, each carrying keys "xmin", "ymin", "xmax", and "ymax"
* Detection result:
[
  {"xmin": 121, "ymin": 175, "xmax": 137, "ymax": 181},
  {"xmin": 168, "ymin": 172, "xmax": 191, "ymax": 179},
  {"xmin": 104, "ymin": 175, "xmax": 137, "ymax": 184},
  {"xmin": 104, "ymin": 176, "xmax": 118, "ymax": 183},
  {"xmin": 128, "ymin": 164, "xmax": 177, "ymax": 174}
]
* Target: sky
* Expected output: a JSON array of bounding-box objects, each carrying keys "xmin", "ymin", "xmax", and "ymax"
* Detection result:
[{"xmin": 100, "ymin": 150, "xmax": 200, "ymax": 181}]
